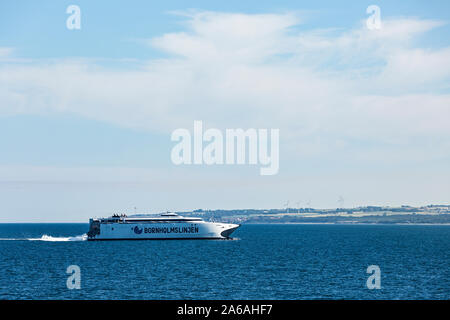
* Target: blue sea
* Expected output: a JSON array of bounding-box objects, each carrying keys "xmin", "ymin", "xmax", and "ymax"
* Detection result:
[{"xmin": 0, "ymin": 224, "xmax": 449, "ymax": 300}]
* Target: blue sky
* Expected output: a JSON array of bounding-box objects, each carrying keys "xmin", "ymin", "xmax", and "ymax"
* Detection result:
[
  {"xmin": 2, "ymin": 1, "xmax": 450, "ymax": 59},
  {"xmin": 1, "ymin": 1, "xmax": 450, "ymax": 221}
]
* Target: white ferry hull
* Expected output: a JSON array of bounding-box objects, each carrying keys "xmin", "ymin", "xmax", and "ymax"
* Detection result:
[{"xmin": 88, "ymin": 220, "xmax": 240, "ymax": 241}]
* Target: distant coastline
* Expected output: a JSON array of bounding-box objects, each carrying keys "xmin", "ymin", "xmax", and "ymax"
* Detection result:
[
  {"xmin": 3, "ymin": 205, "xmax": 450, "ymax": 224},
  {"xmin": 179, "ymin": 205, "xmax": 450, "ymax": 225}
]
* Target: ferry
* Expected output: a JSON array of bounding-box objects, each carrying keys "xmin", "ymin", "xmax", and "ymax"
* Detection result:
[{"xmin": 87, "ymin": 212, "xmax": 240, "ymax": 241}]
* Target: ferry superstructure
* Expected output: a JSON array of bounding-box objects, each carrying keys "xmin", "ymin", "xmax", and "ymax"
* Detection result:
[{"xmin": 87, "ymin": 212, "xmax": 240, "ymax": 241}]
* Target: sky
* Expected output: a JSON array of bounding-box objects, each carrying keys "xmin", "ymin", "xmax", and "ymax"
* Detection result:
[{"xmin": 0, "ymin": 1, "xmax": 450, "ymax": 222}]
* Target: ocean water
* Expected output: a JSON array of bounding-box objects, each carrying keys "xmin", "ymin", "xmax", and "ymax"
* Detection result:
[{"xmin": 0, "ymin": 223, "xmax": 449, "ymax": 300}]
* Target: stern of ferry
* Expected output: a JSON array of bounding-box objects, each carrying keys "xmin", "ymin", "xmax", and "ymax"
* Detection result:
[{"xmin": 87, "ymin": 218, "xmax": 101, "ymax": 240}]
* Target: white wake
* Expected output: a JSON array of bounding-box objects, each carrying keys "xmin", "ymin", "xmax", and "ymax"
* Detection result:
[{"xmin": 0, "ymin": 234, "xmax": 87, "ymax": 241}]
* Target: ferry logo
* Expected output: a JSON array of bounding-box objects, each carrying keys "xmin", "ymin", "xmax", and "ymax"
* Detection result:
[{"xmin": 133, "ymin": 226, "xmax": 143, "ymax": 234}]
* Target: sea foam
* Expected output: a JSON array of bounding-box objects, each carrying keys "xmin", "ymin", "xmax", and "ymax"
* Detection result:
[
  {"xmin": 0, "ymin": 234, "xmax": 87, "ymax": 241},
  {"xmin": 28, "ymin": 234, "xmax": 87, "ymax": 241}
]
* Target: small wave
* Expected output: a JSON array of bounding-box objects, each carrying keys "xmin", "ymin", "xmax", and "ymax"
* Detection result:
[{"xmin": 0, "ymin": 234, "xmax": 87, "ymax": 242}]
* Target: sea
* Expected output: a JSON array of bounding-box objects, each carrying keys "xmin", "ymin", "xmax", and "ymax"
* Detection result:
[{"xmin": 0, "ymin": 223, "xmax": 449, "ymax": 300}]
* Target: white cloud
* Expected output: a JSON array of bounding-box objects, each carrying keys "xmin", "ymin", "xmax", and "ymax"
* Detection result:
[
  {"xmin": 152, "ymin": 12, "xmax": 300, "ymax": 63},
  {"xmin": 0, "ymin": 11, "xmax": 449, "ymax": 164},
  {"xmin": 375, "ymin": 47, "xmax": 450, "ymax": 91}
]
